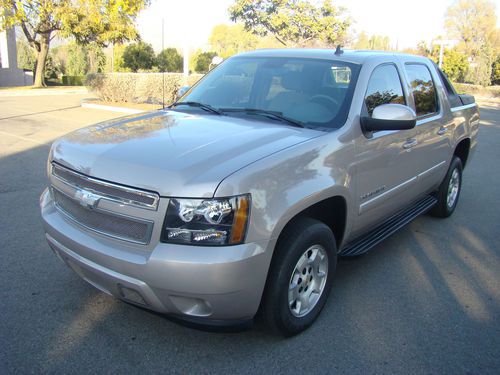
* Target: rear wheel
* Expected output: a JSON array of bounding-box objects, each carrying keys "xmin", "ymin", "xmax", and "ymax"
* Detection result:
[
  {"xmin": 430, "ymin": 156, "xmax": 463, "ymax": 218},
  {"xmin": 260, "ymin": 218, "xmax": 336, "ymax": 336}
]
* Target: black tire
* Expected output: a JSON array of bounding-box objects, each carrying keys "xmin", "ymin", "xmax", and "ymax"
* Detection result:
[
  {"xmin": 430, "ymin": 156, "xmax": 463, "ymax": 218},
  {"xmin": 260, "ymin": 217, "xmax": 337, "ymax": 336}
]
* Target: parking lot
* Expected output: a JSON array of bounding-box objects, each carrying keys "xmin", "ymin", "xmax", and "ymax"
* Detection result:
[{"xmin": 1, "ymin": 92, "xmax": 499, "ymax": 374}]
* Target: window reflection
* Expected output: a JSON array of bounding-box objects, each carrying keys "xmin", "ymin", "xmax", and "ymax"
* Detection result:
[
  {"xmin": 364, "ymin": 64, "xmax": 405, "ymax": 116},
  {"xmin": 405, "ymin": 64, "xmax": 438, "ymax": 117}
]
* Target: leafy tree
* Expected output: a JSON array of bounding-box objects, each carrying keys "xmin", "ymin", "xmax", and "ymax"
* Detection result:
[
  {"xmin": 445, "ymin": 0, "xmax": 499, "ymax": 85},
  {"xmin": 209, "ymin": 24, "xmax": 259, "ymax": 58},
  {"xmin": 156, "ymin": 48, "xmax": 182, "ymax": 72},
  {"xmin": 16, "ymin": 37, "xmax": 36, "ymax": 71},
  {"xmin": 229, "ymin": 0, "xmax": 351, "ymax": 47},
  {"xmin": 105, "ymin": 43, "xmax": 130, "ymax": 72},
  {"xmin": 428, "ymin": 46, "xmax": 469, "ymax": 82},
  {"xmin": 86, "ymin": 43, "xmax": 106, "ymax": 74},
  {"xmin": 355, "ymin": 32, "xmax": 391, "ymax": 50},
  {"xmin": 192, "ymin": 51, "xmax": 217, "ymax": 73},
  {"xmin": 122, "ymin": 41, "xmax": 155, "ymax": 72},
  {"xmin": 0, "ymin": 0, "xmax": 149, "ymax": 87},
  {"xmin": 66, "ymin": 44, "xmax": 89, "ymax": 76}
]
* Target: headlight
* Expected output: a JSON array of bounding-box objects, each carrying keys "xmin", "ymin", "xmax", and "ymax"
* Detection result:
[{"xmin": 161, "ymin": 195, "xmax": 250, "ymax": 246}]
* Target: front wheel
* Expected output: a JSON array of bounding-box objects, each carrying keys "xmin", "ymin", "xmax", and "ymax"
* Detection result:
[
  {"xmin": 260, "ymin": 218, "xmax": 337, "ymax": 336},
  {"xmin": 430, "ymin": 156, "xmax": 463, "ymax": 218}
]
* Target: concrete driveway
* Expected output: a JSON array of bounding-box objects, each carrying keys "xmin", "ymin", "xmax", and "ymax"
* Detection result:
[{"xmin": 1, "ymin": 93, "xmax": 499, "ymax": 374}]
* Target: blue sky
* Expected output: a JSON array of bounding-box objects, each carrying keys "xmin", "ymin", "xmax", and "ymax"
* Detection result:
[{"xmin": 136, "ymin": 0, "xmax": 500, "ymax": 51}]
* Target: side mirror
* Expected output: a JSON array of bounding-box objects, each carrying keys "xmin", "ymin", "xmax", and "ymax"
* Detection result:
[
  {"xmin": 177, "ymin": 86, "xmax": 191, "ymax": 98},
  {"xmin": 361, "ymin": 104, "xmax": 416, "ymax": 132}
]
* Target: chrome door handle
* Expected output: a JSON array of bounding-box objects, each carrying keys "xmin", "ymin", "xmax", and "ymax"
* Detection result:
[
  {"xmin": 437, "ymin": 127, "xmax": 447, "ymax": 135},
  {"xmin": 403, "ymin": 138, "xmax": 418, "ymax": 149}
]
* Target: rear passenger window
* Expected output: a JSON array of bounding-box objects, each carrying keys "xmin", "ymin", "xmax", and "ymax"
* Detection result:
[
  {"xmin": 364, "ymin": 64, "xmax": 405, "ymax": 116},
  {"xmin": 405, "ymin": 64, "xmax": 438, "ymax": 116}
]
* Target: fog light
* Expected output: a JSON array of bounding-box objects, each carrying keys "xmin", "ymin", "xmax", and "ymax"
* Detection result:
[{"xmin": 119, "ymin": 285, "xmax": 146, "ymax": 305}]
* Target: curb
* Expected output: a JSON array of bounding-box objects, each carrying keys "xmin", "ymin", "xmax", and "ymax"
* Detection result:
[
  {"xmin": 0, "ymin": 87, "xmax": 88, "ymax": 96},
  {"xmin": 81, "ymin": 101, "xmax": 146, "ymax": 114}
]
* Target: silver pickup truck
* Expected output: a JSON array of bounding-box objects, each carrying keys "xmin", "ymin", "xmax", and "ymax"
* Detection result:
[{"xmin": 40, "ymin": 49, "xmax": 479, "ymax": 336}]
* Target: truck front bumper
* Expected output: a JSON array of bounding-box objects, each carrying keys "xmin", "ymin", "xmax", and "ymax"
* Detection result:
[{"xmin": 40, "ymin": 189, "xmax": 273, "ymax": 325}]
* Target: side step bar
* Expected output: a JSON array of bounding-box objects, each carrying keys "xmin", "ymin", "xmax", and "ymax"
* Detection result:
[{"xmin": 339, "ymin": 195, "xmax": 437, "ymax": 257}]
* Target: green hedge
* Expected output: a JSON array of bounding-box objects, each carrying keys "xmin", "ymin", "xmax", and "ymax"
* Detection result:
[
  {"xmin": 62, "ymin": 75, "xmax": 86, "ymax": 86},
  {"xmin": 85, "ymin": 73, "xmax": 204, "ymax": 105}
]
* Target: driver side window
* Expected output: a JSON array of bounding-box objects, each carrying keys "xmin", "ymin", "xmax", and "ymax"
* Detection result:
[{"xmin": 365, "ymin": 64, "xmax": 405, "ymax": 116}]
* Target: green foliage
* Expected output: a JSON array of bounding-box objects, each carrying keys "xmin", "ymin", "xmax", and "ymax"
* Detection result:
[
  {"xmin": 67, "ymin": 44, "xmax": 89, "ymax": 76},
  {"xmin": 354, "ymin": 32, "xmax": 391, "ymax": 50},
  {"xmin": 86, "ymin": 73, "xmax": 204, "ymax": 104},
  {"xmin": 0, "ymin": 0, "xmax": 149, "ymax": 86},
  {"xmin": 86, "ymin": 43, "xmax": 106, "ymax": 74},
  {"xmin": 16, "ymin": 38, "xmax": 36, "ymax": 71},
  {"xmin": 62, "ymin": 75, "xmax": 85, "ymax": 85},
  {"xmin": 209, "ymin": 24, "xmax": 259, "ymax": 58},
  {"xmin": 156, "ymin": 48, "xmax": 183, "ymax": 73},
  {"xmin": 229, "ymin": 0, "xmax": 351, "ymax": 47},
  {"xmin": 492, "ymin": 55, "xmax": 500, "ymax": 85},
  {"xmin": 442, "ymin": 49, "xmax": 469, "ymax": 82},
  {"xmin": 192, "ymin": 51, "xmax": 217, "ymax": 73},
  {"xmin": 445, "ymin": 0, "xmax": 498, "ymax": 85},
  {"xmin": 122, "ymin": 42, "xmax": 156, "ymax": 72},
  {"xmin": 43, "ymin": 53, "xmax": 61, "ymax": 79},
  {"xmin": 429, "ymin": 46, "xmax": 469, "ymax": 82}
]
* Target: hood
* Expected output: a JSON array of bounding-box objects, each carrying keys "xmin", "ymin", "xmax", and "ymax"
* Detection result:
[{"xmin": 51, "ymin": 110, "xmax": 323, "ymax": 197}]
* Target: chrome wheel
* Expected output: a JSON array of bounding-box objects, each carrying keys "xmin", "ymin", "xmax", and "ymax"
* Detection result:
[
  {"xmin": 447, "ymin": 168, "xmax": 460, "ymax": 208},
  {"xmin": 288, "ymin": 245, "xmax": 328, "ymax": 318}
]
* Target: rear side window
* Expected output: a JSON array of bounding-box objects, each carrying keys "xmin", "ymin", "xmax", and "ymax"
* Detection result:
[
  {"xmin": 405, "ymin": 64, "xmax": 438, "ymax": 117},
  {"xmin": 364, "ymin": 64, "xmax": 405, "ymax": 116},
  {"xmin": 434, "ymin": 63, "xmax": 462, "ymax": 108}
]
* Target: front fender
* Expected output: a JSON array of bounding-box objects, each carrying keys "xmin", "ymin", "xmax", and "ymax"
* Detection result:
[{"xmin": 214, "ymin": 133, "xmax": 356, "ymax": 246}]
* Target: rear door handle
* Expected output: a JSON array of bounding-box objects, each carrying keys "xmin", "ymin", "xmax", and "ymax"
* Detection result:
[
  {"xmin": 437, "ymin": 126, "xmax": 447, "ymax": 135},
  {"xmin": 403, "ymin": 138, "xmax": 418, "ymax": 149}
]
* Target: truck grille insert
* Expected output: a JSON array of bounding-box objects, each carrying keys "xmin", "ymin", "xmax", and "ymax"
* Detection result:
[
  {"xmin": 52, "ymin": 189, "xmax": 153, "ymax": 244},
  {"xmin": 51, "ymin": 163, "xmax": 159, "ymax": 210}
]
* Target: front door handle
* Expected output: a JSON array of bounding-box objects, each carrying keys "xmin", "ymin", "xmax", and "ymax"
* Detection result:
[
  {"xmin": 437, "ymin": 126, "xmax": 447, "ymax": 135},
  {"xmin": 403, "ymin": 138, "xmax": 418, "ymax": 149}
]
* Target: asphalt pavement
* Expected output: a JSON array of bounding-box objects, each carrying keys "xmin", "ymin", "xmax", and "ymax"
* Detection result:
[{"xmin": 0, "ymin": 93, "xmax": 499, "ymax": 374}]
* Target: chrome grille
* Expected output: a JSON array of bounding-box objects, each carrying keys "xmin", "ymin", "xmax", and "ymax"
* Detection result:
[
  {"xmin": 52, "ymin": 188, "xmax": 153, "ymax": 244},
  {"xmin": 51, "ymin": 163, "xmax": 159, "ymax": 210}
]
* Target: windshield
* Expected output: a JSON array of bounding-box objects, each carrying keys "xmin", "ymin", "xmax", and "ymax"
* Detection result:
[{"xmin": 179, "ymin": 56, "xmax": 360, "ymax": 129}]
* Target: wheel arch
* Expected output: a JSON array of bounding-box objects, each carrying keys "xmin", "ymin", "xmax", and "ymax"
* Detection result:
[
  {"xmin": 274, "ymin": 195, "xmax": 348, "ymax": 251},
  {"xmin": 454, "ymin": 138, "xmax": 470, "ymax": 169}
]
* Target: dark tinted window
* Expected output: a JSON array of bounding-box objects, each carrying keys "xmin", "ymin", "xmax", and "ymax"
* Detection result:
[
  {"xmin": 405, "ymin": 64, "xmax": 438, "ymax": 116},
  {"xmin": 433, "ymin": 63, "xmax": 462, "ymax": 108},
  {"xmin": 364, "ymin": 64, "xmax": 405, "ymax": 116}
]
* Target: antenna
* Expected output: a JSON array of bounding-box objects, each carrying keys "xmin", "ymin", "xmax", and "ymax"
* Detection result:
[
  {"xmin": 161, "ymin": 18, "xmax": 165, "ymax": 110},
  {"xmin": 334, "ymin": 45, "xmax": 343, "ymax": 55}
]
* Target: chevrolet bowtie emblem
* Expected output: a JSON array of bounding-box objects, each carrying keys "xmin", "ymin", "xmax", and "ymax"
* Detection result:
[{"xmin": 74, "ymin": 189, "xmax": 101, "ymax": 209}]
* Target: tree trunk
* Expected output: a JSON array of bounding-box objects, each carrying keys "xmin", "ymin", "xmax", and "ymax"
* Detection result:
[{"xmin": 33, "ymin": 33, "xmax": 51, "ymax": 88}]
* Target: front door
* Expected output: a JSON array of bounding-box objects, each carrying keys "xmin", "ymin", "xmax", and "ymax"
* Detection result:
[{"xmin": 352, "ymin": 63, "xmax": 419, "ymax": 237}]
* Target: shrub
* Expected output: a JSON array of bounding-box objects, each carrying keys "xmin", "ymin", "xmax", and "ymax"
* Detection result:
[
  {"xmin": 452, "ymin": 82, "xmax": 500, "ymax": 98},
  {"xmin": 86, "ymin": 73, "xmax": 204, "ymax": 104},
  {"xmin": 62, "ymin": 75, "xmax": 86, "ymax": 86}
]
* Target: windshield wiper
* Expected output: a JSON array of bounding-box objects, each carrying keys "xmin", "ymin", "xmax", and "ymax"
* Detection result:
[
  {"xmin": 219, "ymin": 108, "xmax": 304, "ymax": 128},
  {"xmin": 169, "ymin": 101, "xmax": 223, "ymax": 115}
]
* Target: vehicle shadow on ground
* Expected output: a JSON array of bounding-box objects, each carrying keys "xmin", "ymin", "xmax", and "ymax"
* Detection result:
[{"xmin": 1, "ymin": 108, "xmax": 498, "ymax": 373}]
